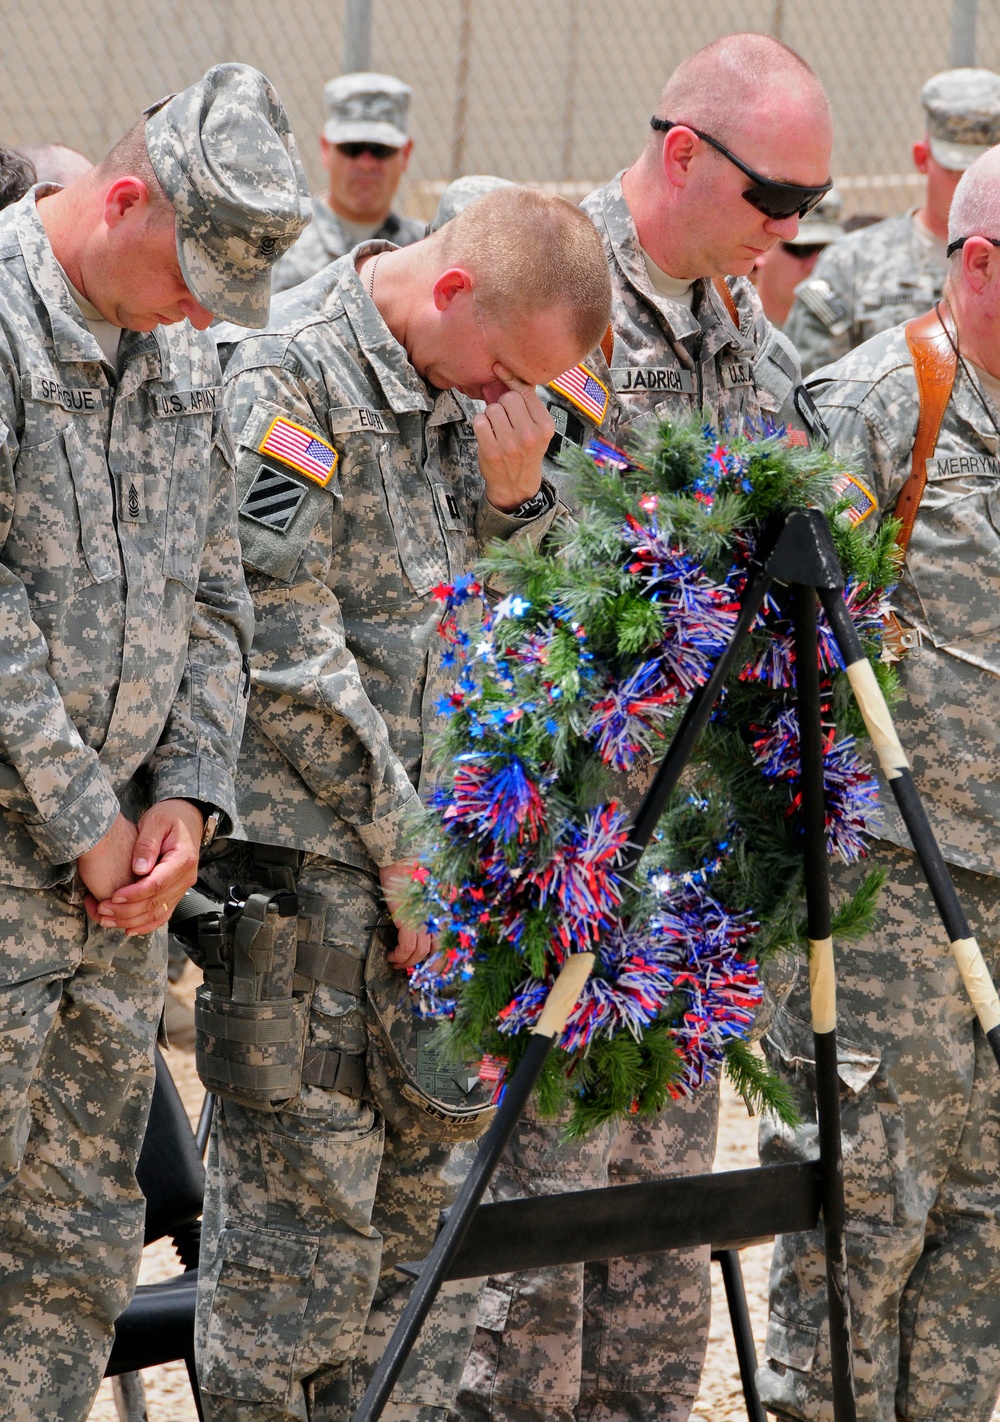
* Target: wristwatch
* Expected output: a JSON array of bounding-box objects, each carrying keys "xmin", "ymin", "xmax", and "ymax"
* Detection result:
[{"xmin": 508, "ymin": 485, "xmax": 555, "ymax": 520}]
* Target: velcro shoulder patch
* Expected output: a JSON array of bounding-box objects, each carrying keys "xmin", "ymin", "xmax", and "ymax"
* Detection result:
[
  {"xmin": 831, "ymin": 469, "xmax": 877, "ymax": 525},
  {"xmin": 241, "ymin": 463, "xmax": 310, "ymax": 533},
  {"xmin": 797, "ymin": 279, "xmax": 851, "ymax": 336},
  {"xmin": 258, "ymin": 415, "xmax": 338, "ymax": 487},
  {"xmin": 546, "ymin": 364, "xmax": 610, "ymax": 426}
]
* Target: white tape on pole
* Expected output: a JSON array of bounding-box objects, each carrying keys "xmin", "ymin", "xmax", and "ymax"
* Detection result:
[
  {"xmin": 809, "ymin": 936, "xmax": 837, "ymax": 1035},
  {"xmin": 951, "ymin": 936, "xmax": 1000, "ymax": 1034},
  {"xmin": 845, "ymin": 658, "xmax": 909, "ymax": 780},
  {"xmin": 532, "ymin": 953, "xmax": 595, "ymax": 1038}
]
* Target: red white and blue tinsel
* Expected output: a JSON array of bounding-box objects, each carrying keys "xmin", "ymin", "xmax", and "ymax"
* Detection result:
[{"xmin": 410, "ymin": 426, "xmax": 887, "ymax": 1106}]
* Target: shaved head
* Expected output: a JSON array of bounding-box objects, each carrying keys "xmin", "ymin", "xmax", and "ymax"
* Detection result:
[
  {"xmin": 948, "ymin": 144, "xmax": 1000, "ymax": 256},
  {"xmin": 651, "ymin": 32, "xmax": 831, "ymax": 151}
]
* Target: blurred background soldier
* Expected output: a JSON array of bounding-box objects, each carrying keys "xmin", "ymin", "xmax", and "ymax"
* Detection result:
[
  {"xmin": 750, "ymin": 185, "xmax": 843, "ymax": 327},
  {"xmin": 0, "ymin": 63, "xmax": 309, "ymax": 1421},
  {"xmin": 18, "ymin": 141, "xmax": 92, "ymax": 187},
  {"xmin": 787, "ymin": 66, "xmax": 1000, "ymax": 373},
  {"xmin": 453, "ymin": 34, "xmax": 833, "ymax": 1422},
  {"xmin": 271, "ymin": 70, "xmax": 423, "ymax": 292},
  {"xmin": 760, "ymin": 144, "xmax": 1000, "ymax": 1422}
]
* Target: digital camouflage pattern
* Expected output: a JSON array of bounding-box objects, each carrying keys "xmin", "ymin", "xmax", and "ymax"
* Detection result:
[
  {"xmin": 809, "ymin": 322, "xmax": 1000, "ymax": 875},
  {"xmin": 922, "ymin": 67, "xmax": 1000, "ymax": 170},
  {"xmin": 757, "ymin": 326, "xmax": 1000, "ymax": 1420},
  {"xmin": 220, "ymin": 242, "xmax": 558, "ymax": 870},
  {"xmin": 0, "ymin": 188, "xmax": 253, "ymax": 1419},
  {"xmin": 453, "ymin": 171, "xmax": 792, "ymax": 1422},
  {"xmin": 196, "ymin": 851, "xmax": 481, "ymax": 1422},
  {"xmin": 201, "ymin": 242, "xmax": 559, "ymax": 1419},
  {"xmin": 144, "ymin": 63, "xmax": 311, "ymax": 328},
  {"xmin": 452, "ymin": 1093, "xmax": 719, "ymax": 1422},
  {"xmin": 759, "ymin": 840, "xmax": 1000, "ymax": 1422},
  {"xmin": 270, "ymin": 199, "xmax": 424, "ymax": 294},
  {"xmin": 540, "ymin": 173, "xmax": 802, "ymax": 473},
  {"xmin": 0, "ymin": 885, "xmax": 166, "ymax": 1422},
  {"xmin": 784, "ymin": 211, "xmax": 946, "ymax": 377}
]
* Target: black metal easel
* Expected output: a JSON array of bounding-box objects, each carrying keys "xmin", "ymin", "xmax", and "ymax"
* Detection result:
[{"xmin": 353, "ymin": 506, "xmax": 1000, "ymax": 1422}]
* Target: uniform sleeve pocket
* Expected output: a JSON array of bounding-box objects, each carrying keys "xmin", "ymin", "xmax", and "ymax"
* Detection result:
[
  {"xmin": 199, "ymin": 1225, "xmax": 318, "ymax": 1402},
  {"xmin": 765, "ymin": 1312, "xmax": 819, "ymax": 1373}
]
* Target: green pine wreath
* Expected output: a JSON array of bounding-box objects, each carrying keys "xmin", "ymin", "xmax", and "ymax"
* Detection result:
[{"xmin": 406, "ymin": 416, "xmax": 898, "ymax": 1135}]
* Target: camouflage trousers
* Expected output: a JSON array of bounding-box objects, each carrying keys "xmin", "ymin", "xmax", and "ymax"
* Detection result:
[
  {"xmin": 450, "ymin": 1085, "xmax": 719, "ymax": 1422},
  {"xmin": 195, "ymin": 848, "xmax": 481, "ymax": 1422},
  {"xmin": 758, "ymin": 840, "xmax": 1000, "ymax": 1422},
  {"xmin": 0, "ymin": 878, "xmax": 164, "ymax": 1422}
]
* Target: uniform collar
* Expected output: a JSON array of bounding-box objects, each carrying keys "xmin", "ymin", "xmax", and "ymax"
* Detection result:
[
  {"xmin": 596, "ymin": 173, "xmax": 702, "ymax": 342},
  {"xmin": 339, "ymin": 239, "xmax": 433, "ymax": 414},
  {"xmin": 16, "ymin": 187, "xmax": 105, "ymax": 365},
  {"xmin": 16, "ymin": 187, "xmax": 175, "ymax": 382}
]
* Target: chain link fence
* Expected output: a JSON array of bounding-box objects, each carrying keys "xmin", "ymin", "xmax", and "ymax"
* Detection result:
[{"xmin": 1, "ymin": 0, "xmax": 997, "ymax": 221}]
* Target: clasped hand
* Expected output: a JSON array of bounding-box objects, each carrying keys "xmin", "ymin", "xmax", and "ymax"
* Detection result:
[{"xmin": 78, "ymin": 799, "xmax": 204, "ymax": 935}]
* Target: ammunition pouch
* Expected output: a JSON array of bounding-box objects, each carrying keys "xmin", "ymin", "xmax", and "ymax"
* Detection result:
[
  {"xmin": 174, "ymin": 851, "xmax": 493, "ymax": 1136},
  {"xmin": 363, "ymin": 917, "xmax": 495, "ymax": 1144}
]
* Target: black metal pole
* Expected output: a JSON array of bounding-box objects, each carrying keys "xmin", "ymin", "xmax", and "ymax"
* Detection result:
[
  {"xmin": 352, "ymin": 564, "xmax": 777, "ymax": 1422},
  {"xmin": 792, "ymin": 583, "xmax": 857, "ymax": 1422},
  {"xmin": 713, "ymin": 1249, "xmax": 767, "ymax": 1422},
  {"xmin": 818, "ymin": 586, "xmax": 1000, "ymax": 1067}
]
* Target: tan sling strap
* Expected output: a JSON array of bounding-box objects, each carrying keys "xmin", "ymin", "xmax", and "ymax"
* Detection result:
[
  {"xmin": 896, "ymin": 304, "xmax": 958, "ymax": 556},
  {"xmin": 600, "ymin": 323, "xmax": 614, "ymax": 366},
  {"xmin": 713, "ymin": 276, "xmax": 741, "ymax": 327}
]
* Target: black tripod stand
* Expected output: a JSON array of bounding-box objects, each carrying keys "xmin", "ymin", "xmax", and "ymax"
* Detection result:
[{"xmin": 352, "ymin": 507, "xmax": 1000, "ymax": 1422}]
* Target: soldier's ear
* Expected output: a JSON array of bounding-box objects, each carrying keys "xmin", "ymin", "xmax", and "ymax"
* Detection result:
[
  {"xmin": 912, "ymin": 139, "xmax": 931, "ymax": 176},
  {"xmin": 103, "ymin": 177, "xmax": 151, "ymax": 229}
]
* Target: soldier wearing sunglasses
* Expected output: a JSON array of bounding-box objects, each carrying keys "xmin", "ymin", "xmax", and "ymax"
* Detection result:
[
  {"xmin": 454, "ymin": 33, "xmax": 833, "ymax": 1422},
  {"xmin": 271, "ymin": 71, "xmax": 423, "ymax": 294},
  {"xmin": 787, "ymin": 68, "xmax": 1000, "ymax": 376}
]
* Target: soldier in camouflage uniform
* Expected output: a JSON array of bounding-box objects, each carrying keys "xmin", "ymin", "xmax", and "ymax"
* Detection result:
[
  {"xmin": 271, "ymin": 72, "xmax": 424, "ymax": 294},
  {"xmin": 453, "ymin": 34, "xmax": 834, "ymax": 1422},
  {"xmin": 758, "ymin": 146, "xmax": 1000, "ymax": 1422},
  {"xmin": 786, "ymin": 68, "xmax": 1000, "ymax": 376},
  {"xmin": 194, "ymin": 185, "xmax": 612, "ymax": 1422},
  {"xmin": 0, "ymin": 64, "xmax": 310, "ymax": 1422}
]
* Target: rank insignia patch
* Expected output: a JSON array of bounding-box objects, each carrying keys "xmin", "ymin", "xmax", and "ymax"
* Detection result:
[
  {"xmin": 547, "ymin": 365, "xmax": 610, "ymax": 425},
  {"xmin": 240, "ymin": 463, "xmax": 308, "ymax": 533},
  {"xmin": 831, "ymin": 469, "xmax": 877, "ymax": 526},
  {"xmin": 258, "ymin": 416, "xmax": 339, "ymax": 486}
]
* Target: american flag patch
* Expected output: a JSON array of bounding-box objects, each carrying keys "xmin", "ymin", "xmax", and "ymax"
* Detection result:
[
  {"xmin": 258, "ymin": 416, "xmax": 339, "ymax": 487},
  {"xmin": 240, "ymin": 464, "xmax": 308, "ymax": 533},
  {"xmin": 547, "ymin": 364, "xmax": 610, "ymax": 425},
  {"xmin": 831, "ymin": 470, "xmax": 877, "ymax": 526}
]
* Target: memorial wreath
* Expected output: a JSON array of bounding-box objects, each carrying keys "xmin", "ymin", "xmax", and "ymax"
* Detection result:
[{"xmin": 405, "ymin": 416, "xmax": 900, "ymax": 1135}]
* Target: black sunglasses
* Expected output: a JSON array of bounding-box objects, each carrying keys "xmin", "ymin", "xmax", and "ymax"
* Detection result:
[
  {"xmin": 650, "ymin": 117, "xmax": 832, "ymax": 221},
  {"xmin": 946, "ymin": 235, "xmax": 1000, "ymax": 257},
  {"xmin": 336, "ymin": 141, "xmax": 400, "ymax": 161}
]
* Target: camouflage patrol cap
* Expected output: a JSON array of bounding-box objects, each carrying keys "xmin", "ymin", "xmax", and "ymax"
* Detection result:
[
  {"xmin": 144, "ymin": 64, "xmax": 311, "ymax": 327},
  {"xmin": 784, "ymin": 185, "xmax": 843, "ymax": 247},
  {"xmin": 921, "ymin": 68, "xmax": 1000, "ymax": 172},
  {"xmin": 427, "ymin": 174, "xmax": 515, "ymax": 234},
  {"xmin": 323, "ymin": 72, "xmax": 411, "ymax": 148}
]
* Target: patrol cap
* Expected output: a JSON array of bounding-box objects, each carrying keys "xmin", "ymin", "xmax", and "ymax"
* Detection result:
[
  {"xmin": 427, "ymin": 175, "xmax": 515, "ymax": 234},
  {"xmin": 921, "ymin": 67, "xmax": 1000, "ymax": 172},
  {"xmin": 144, "ymin": 63, "xmax": 312, "ymax": 328},
  {"xmin": 784, "ymin": 185, "xmax": 843, "ymax": 247},
  {"xmin": 323, "ymin": 72, "xmax": 411, "ymax": 149}
]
